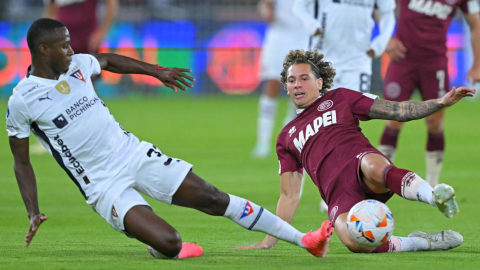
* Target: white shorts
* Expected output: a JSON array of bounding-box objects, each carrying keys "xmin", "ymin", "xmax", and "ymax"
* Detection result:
[
  {"xmin": 91, "ymin": 141, "xmax": 193, "ymax": 234},
  {"xmin": 260, "ymin": 29, "xmax": 309, "ymax": 80},
  {"xmin": 332, "ymin": 69, "xmax": 372, "ymax": 93}
]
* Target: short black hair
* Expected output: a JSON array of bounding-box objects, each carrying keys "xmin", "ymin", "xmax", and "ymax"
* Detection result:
[{"xmin": 27, "ymin": 18, "xmax": 66, "ymax": 55}]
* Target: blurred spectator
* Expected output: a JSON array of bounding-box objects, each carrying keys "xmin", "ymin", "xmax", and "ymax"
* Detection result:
[
  {"xmin": 251, "ymin": 0, "xmax": 310, "ymax": 159},
  {"xmin": 43, "ymin": 0, "xmax": 118, "ymax": 54}
]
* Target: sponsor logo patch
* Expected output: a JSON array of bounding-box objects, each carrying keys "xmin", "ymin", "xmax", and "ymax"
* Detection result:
[
  {"xmin": 70, "ymin": 69, "xmax": 85, "ymax": 82},
  {"xmin": 55, "ymin": 81, "xmax": 70, "ymax": 94},
  {"xmin": 52, "ymin": 114, "xmax": 69, "ymax": 129},
  {"xmin": 318, "ymin": 100, "xmax": 333, "ymax": 111},
  {"xmin": 239, "ymin": 201, "xmax": 254, "ymax": 220},
  {"xmin": 38, "ymin": 92, "xmax": 52, "ymax": 102}
]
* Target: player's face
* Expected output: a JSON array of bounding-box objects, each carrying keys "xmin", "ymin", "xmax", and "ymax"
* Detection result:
[
  {"xmin": 285, "ymin": 63, "xmax": 323, "ymax": 109},
  {"xmin": 49, "ymin": 27, "xmax": 74, "ymax": 76}
]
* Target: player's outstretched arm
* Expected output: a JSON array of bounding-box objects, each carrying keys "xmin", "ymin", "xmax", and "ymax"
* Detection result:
[
  {"xmin": 92, "ymin": 53, "xmax": 195, "ymax": 93},
  {"xmin": 368, "ymin": 86, "xmax": 476, "ymax": 122},
  {"xmin": 9, "ymin": 137, "xmax": 48, "ymax": 247},
  {"xmin": 233, "ymin": 171, "xmax": 303, "ymax": 250}
]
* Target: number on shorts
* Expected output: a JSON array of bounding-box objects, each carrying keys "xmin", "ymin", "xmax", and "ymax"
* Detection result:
[
  {"xmin": 436, "ymin": 70, "xmax": 446, "ymax": 97},
  {"xmin": 359, "ymin": 73, "xmax": 371, "ymax": 93},
  {"xmin": 147, "ymin": 145, "xmax": 162, "ymax": 158}
]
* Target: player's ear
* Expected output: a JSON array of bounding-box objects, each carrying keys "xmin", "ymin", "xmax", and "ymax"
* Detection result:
[{"xmin": 316, "ymin": 77, "xmax": 323, "ymax": 90}]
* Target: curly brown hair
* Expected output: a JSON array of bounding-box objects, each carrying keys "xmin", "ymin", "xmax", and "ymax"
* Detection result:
[{"xmin": 280, "ymin": 49, "xmax": 336, "ymax": 95}]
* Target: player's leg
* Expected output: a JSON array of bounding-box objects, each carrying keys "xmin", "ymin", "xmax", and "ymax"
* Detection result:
[
  {"xmin": 378, "ymin": 61, "xmax": 417, "ymax": 160},
  {"xmin": 123, "ymin": 205, "xmax": 182, "ymax": 258},
  {"xmin": 253, "ymin": 80, "xmax": 282, "ymax": 158},
  {"xmin": 424, "ymin": 109, "xmax": 445, "ymax": 186},
  {"xmin": 172, "ymin": 171, "xmax": 333, "ymax": 255},
  {"xmin": 420, "ymin": 62, "xmax": 449, "ymax": 187},
  {"xmin": 102, "ymin": 188, "xmax": 202, "ymax": 260},
  {"xmin": 335, "ymin": 212, "xmax": 461, "ymax": 253},
  {"xmin": 360, "ymin": 153, "xmax": 459, "ymax": 218},
  {"xmin": 253, "ymin": 41, "xmax": 284, "ymax": 158}
]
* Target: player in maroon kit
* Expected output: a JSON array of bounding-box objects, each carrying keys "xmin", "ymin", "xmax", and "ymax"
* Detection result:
[
  {"xmin": 235, "ymin": 49, "xmax": 475, "ymax": 253},
  {"xmin": 378, "ymin": 0, "xmax": 480, "ymax": 187},
  {"xmin": 43, "ymin": 0, "xmax": 118, "ymax": 54}
]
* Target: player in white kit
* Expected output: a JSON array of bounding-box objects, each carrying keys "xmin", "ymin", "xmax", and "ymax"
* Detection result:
[
  {"xmin": 293, "ymin": 0, "xmax": 396, "ymax": 93},
  {"xmin": 293, "ymin": 0, "xmax": 396, "ymax": 212},
  {"xmin": 7, "ymin": 18, "xmax": 334, "ymax": 259},
  {"xmin": 252, "ymin": 0, "xmax": 310, "ymax": 158}
]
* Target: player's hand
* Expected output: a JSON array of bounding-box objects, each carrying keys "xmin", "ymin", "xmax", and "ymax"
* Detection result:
[
  {"xmin": 25, "ymin": 213, "xmax": 48, "ymax": 247},
  {"xmin": 386, "ymin": 37, "xmax": 407, "ymax": 62},
  {"xmin": 233, "ymin": 237, "xmax": 278, "ymax": 250},
  {"xmin": 233, "ymin": 241, "xmax": 274, "ymax": 250},
  {"xmin": 313, "ymin": 28, "xmax": 323, "ymax": 36},
  {"xmin": 366, "ymin": 49, "xmax": 375, "ymax": 58},
  {"xmin": 466, "ymin": 67, "xmax": 480, "ymax": 84},
  {"xmin": 439, "ymin": 86, "xmax": 476, "ymax": 107},
  {"xmin": 154, "ymin": 67, "xmax": 195, "ymax": 93}
]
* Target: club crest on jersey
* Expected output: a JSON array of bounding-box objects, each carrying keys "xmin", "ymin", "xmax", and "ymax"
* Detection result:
[
  {"xmin": 70, "ymin": 69, "xmax": 85, "ymax": 82},
  {"xmin": 239, "ymin": 201, "xmax": 254, "ymax": 220},
  {"xmin": 288, "ymin": 126, "xmax": 296, "ymax": 137},
  {"xmin": 318, "ymin": 100, "xmax": 333, "ymax": 111},
  {"xmin": 55, "ymin": 81, "xmax": 71, "ymax": 94},
  {"xmin": 112, "ymin": 206, "xmax": 119, "ymax": 218}
]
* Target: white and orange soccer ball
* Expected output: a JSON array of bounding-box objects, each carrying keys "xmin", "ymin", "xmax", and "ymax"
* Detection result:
[{"xmin": 346, "ymin": 200, "xmax": 395, "ymax": 247}]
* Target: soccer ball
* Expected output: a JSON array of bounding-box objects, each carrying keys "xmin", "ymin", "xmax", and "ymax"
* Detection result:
[{"xmin": 346, "ymin": 200, "xmax": 394, "ymax": 247}]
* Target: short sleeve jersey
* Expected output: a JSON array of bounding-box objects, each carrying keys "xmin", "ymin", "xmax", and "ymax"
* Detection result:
[
  {"xmin": 276, "ymin": 88, "xmax": 378, "ymax": 199},
  {"xmin": 312, "ymin": 0, "xmax": 396, "ymax": 70},
  {"xmin": 6, "ymin": 54, "xmax": 138, "ymax": 200},
  {"xmin": 397, "ymin": 0, "xmax": 480, "ymax": 61}
]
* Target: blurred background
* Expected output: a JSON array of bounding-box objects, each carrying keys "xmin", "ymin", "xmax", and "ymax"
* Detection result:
[{"xmin": 0, "ymin": 0, "xmax": 479, "ymax": 99}]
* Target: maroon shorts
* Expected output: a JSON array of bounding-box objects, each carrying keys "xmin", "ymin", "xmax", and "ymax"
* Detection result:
[
  {"xmin": 326, "ymin": 150, "xmax": 394, "ymax": 225},
  {"xmin": 383, "ymin": 58, "xmax": 450, "ymax": 101}
]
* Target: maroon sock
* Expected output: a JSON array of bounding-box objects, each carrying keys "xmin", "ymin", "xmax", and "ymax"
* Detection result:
[
  {"xmin": 380, "ymin": 127, "xmax": 400, "ymax": 147},
  {"xmin": 370, "ymin": 236, "xmax": 401, "ymax": 253},
  {"xmin": 382, "ymin": 165, "xmax": 416, "ymax": 198},
  {"xmin": 426, "ymin": 132, "xmax": 444, "ymax": 151}
]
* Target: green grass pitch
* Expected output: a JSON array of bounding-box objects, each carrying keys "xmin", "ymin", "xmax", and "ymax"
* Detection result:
[{"xmin": 1, "ymin": 95, "xmax": 479, "ymax": 269}]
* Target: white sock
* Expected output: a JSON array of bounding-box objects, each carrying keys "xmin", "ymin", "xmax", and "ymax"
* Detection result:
[
  {"xmin": 282, "ymin": 100, "xmax": 297, "ymax": 126},
  {"xmin": 426, "ymin": 151, "xmax": 444, "ymax": 187},
  {"xmin": 223, "ymin": 194, "xmax": 305, "ymax": 248},
  {"xmin": 378, "ymin": 145, "xmax": 396, "ymax": 161},
  {"xmin": 397, "ymin": 236, "xmax": 430, "ymax": 252},
  {"xmin": 256, "ymin": 95, "xmax": 278, "ymax": 147},
  {"xmin": 416, "ymin": 182, "xmax": 435, "ymax": 206}
]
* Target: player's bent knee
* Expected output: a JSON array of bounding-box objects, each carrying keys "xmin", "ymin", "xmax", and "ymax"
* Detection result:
[{"xmin": 203, "ymin": 188, "xmax": 229, "ymax": 216}]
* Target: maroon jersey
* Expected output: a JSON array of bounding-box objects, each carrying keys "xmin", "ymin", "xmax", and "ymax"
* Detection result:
[
  {"xmin": 277, "ymin": 88, "xmax": 378, "ymax": 203},
  {"xmin": 396, "ymin": 0, "xmax": 479, "ymax": 62},
  {"xmin": 53, "ymin": 0, "xmax": 99, "ymax": 53}
]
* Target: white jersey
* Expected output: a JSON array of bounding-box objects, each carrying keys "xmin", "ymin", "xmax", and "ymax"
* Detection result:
[
  {"xmin": 6, "ymin": 54, "xmax": 139, "ymax": 201},
  {"xmin": 260, "ymin": 0, "xmax": 310, "ymax": 80},
  {"xmin": 294, "ymin": 0, "xmax": 396, "ymax": 71}
]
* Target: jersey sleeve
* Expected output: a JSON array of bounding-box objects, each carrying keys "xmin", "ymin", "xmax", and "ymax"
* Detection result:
[
  {"xmin": 460, "ymin": 0, "xmax": 480, "ymax": 14},
  {"xmin": 6, "ymin": 94, "xmax": 32, "ymax": 138},
  {"xmin": 375, "ymin": 0, "xmax": 396, "ymax": 13},
  {"xmin": 339, "ymin": 88, "xmax": 378, "ymax": 121},
  {"xmin": 76, "ymin": 54, "xmax": 102, "ymax": 76},
  {"xmin": 276, "ymin": 139, "xmax": 303, "ymax": 175}
]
